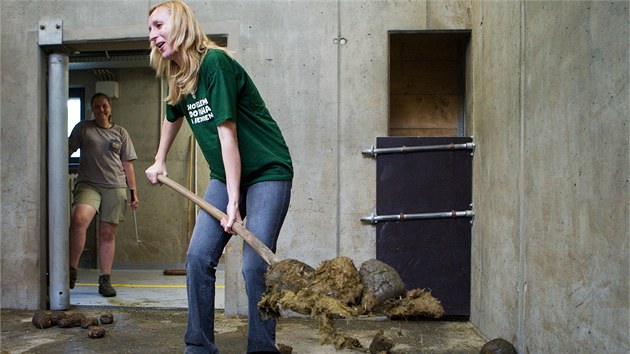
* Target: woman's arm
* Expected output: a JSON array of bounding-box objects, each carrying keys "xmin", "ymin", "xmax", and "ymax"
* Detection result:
[
  {"xmin": 68, "ymin": 123, "xmax": 81, "ymax": 156},
  {"xmin": 145, "ymin": 117, "xmax": 184, "ymax": 184},
  {"xmin": 123, "ymin": 161, "xmax": 139, "ymax": 209},
  {"xmin": 217, "ymin": 119, "xmax": 242, "ymax": 234}
]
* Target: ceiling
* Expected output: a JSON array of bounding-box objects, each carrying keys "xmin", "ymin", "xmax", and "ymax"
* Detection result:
[
  {"xmin": 66, "ymin": 36, "xmax": 228, "ymax": 70},
  {"xmin": 66, "ymin": 39, "xmax": 150, "ymax": 70}
]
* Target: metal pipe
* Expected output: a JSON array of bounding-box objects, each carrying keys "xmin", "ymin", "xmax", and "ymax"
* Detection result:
[
  {"xmin": 361, "ymin": 210, "xmax": 474, "ymax": 224},
  {"xmin": 362, "ymin": 142, "xmax": 475, "ymax": 158},
  {"xmin": 48, "ymin": 52, "xmax": 70, "ymax": 310}
]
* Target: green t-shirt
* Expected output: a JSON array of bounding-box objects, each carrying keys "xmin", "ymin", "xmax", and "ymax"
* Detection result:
[{"xmin": 167, "ymin": 49, "xmax": 293, "ymax": 186}]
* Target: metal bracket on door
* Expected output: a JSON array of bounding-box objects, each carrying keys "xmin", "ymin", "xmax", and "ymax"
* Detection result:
[
  {"xmin": 361, "ymin": 209, "xmax": 474, "ymax": 224},
  {"xmin": 362, "ymin": 142, "xmax": 475, "ymax": 158}
]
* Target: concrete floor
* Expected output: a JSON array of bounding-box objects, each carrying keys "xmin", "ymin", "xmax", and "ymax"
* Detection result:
[{"xmin": 1, "ymin": 268, "xmax": 490, "ymax": 353}]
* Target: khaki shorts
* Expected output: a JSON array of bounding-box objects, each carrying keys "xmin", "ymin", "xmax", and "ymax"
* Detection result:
[{"xmin": 72, "ymin": 182, "xmax": 127, "ymax": 224}]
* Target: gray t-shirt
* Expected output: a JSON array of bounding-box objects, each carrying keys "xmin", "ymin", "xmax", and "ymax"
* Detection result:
[{"xmin": 69, "ymin": 120, "xmax": 137, "ymax": 188}]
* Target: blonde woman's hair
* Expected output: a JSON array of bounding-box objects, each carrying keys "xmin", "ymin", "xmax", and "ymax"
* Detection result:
[{"xmin": 149, "ymin": 0, "xmax": 230, "ymax": 105}]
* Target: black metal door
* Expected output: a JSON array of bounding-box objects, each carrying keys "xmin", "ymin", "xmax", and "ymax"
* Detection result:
[{"xmin": 371, "ymin": 136, "xmax": 473, "ymax": 317}]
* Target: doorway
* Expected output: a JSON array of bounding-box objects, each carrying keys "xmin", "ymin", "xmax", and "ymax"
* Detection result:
[
  {"xmin": 374, "ymin": 31, "xmax": 472, "ymax": 317},
  {"xmin": 64, "ymin": 38, "xmax": 228, "ymax": 308},
  {"xmin": 388, "ymin": 31, "xmax": 469, "ymax": 136}
]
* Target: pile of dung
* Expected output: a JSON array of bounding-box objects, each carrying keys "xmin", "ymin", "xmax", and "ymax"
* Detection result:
[
  {"xmin": 360, "ymin": 259, "xmax": 444, "ymax": 319},
  {"xmin": 259, "ymin": 256, "xmax": 444, "ymax": 349},
  {"xmin": 369, "ymin": 330, "xmax": 395, "ymax": 354},
  {"xmin": 385, "ymin": 288, "xmax": 446, "ymax": 319},
  {"xmin": 265, "ymin": 259, "xmax": 315, "ymax": 294},
  {"xmin": 317, "ymin": 313, "xmax": 364, "ymax": 350},
  {"xmin": 358, "ymin": 259, "xmax": 407, "ymax": 313},
  {"xmin": 32, "ymin": 310, "xmax": 114, "ymax": 339},
  {"xmin": 260, "ymin": 257, "xmax": 363, "ymax": 320},
  {"xmin": 481, "ymin": 338, "xmax": 517, "ymax": 354}
]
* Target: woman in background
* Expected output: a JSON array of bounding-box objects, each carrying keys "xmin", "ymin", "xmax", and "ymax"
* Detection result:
[{"xmin": 68, "ymin": 92, "xmax": 139, "ymax": 298}]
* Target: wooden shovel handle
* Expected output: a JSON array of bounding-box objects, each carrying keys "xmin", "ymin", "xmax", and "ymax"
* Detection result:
[{"xmin": 156, "ymin": 175, "xmax": 279, "ymax": 265}]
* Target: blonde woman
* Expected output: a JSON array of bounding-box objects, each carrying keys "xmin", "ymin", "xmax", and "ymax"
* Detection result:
[{"xmin": 146, "ymin": 1, "xmax": 293, "ymax": 353}]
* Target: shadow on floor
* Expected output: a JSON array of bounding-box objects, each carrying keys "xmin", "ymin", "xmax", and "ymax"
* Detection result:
[
  {"xmin": 1, "ymin": 307, "xmax": 488, "ymax": 354},
  {"xmin": 2, "ymin": 268, "xmax": 488, "ymax": 353}
]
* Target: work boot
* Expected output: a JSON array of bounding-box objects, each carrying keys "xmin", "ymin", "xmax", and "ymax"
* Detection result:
[
  {"xmin": 69, "ymin": 267, "xmax": 78, "ymax": 289},
  {"xmin": 98, "ymin": 274, "xmax": 117, "ymax": 297}
]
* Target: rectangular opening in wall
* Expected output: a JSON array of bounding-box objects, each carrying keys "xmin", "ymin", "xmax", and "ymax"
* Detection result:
[{"xmin": 389, "ymin": 31, "xmax": 470, "ymax": 137}]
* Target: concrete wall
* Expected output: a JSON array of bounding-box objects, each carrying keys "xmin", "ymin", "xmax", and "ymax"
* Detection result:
[
  {"xmin": 1, "ymin": 0, "xmax": 471, "ymax": 308},
  {"xmin": 470, "ymin": 1, "xmax": 629, "ymax": 353},
  {"xmin": 175, "ymin": 0, "xmax": 473, "ymax": 316},
  {"xmin": 1, "ymin": 0, "xmax": 628, "ymax": 352}
]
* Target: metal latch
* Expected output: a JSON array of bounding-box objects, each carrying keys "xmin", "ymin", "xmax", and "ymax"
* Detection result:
[
  {"xmin": 361, "ymin": 209, "xmax": 474, "ymax": 224},
  {"xmin": 362, "ymin": 142, "xmax": 475, "ymax": 158}
]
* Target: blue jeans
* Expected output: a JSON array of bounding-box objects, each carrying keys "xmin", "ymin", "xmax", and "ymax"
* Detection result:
[{"xmin": 184, "ymin": 179, "xmax": 292, "ymax": 354}]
